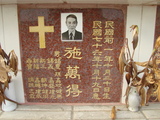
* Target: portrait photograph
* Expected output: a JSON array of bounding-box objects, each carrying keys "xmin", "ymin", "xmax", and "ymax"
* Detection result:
[{"xmin": 61, "ymin": 13, "xmax": 83, "ymax": 42}]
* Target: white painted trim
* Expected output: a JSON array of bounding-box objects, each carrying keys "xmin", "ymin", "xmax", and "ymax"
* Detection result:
[{"xmin": 1, "ymin": 5, "xmax": 25, "ymax": 103}]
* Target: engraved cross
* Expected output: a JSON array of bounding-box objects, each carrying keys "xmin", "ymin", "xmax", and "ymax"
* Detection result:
[{"xmin": 29, "ymin": 16, "xmax": 54, "ymax": 48}]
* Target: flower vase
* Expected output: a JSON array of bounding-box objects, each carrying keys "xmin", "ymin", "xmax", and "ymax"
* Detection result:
[
  {"xmin": 2, "ymin": 81, "xmax": 17, "ymax": 112},
  {"xmin": 128, "ymin": 86, "xmax": 141, "ymax": 112}
]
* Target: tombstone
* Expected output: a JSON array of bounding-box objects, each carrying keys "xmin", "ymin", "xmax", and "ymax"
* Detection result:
[{"xmin": 19, "ymin": 6, "xmax": 126, "ymax": 103}]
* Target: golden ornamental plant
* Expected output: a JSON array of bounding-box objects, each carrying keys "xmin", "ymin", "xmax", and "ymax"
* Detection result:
[
  {"xmin": 0, "ymin": 47, "xmax": 18, "ymax": 104},
  {"xmin": 119, "ymin": 25, "xmax": 160, "ymax": 107}
]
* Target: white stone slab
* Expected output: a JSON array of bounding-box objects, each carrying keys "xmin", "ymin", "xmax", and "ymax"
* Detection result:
[
  {"xmin": 116, "ymin": 111, "xmax": 145, "ymax": 119},
  {"xmin": 141, "ymin": 103, "xmax": 160, "ymax": 110},
  {"xmin": 16, "ymin": 105, "xmax": 72, "ymax": 111},
  {"xmin": 142, "ymin": 110, "xmax": 160, "ymax": 119},
  {"xmin": 74, "ymin": 111, "xmax": 110, "ymax": 119},
  {"xmin": 74, "ymin": 105, "xmax": 128, "ymax": 111},
  {"xmin": 0, "ymin": 111, "xmax": 71, "ymax": 120}
]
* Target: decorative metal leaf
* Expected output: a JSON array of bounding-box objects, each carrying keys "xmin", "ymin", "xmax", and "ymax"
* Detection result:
[
  {"xmin": 125, "ymin": 73, "xmax": 131, "ymax": 85},
  {"xmin": 130, "ymin": 25, "xmax": 139, "ymax": 50},
  {"xmin": 0, "ymin": 55, "xmax": 10, "ymax": 84},
  {"xmin": 154, "ymin": 81, "xmax": 160, "ymax": 102},
  {"xmin": 145, "ymin": 72, "xmax": 155, "ymax": 84},
  {"xmin": 154, "ymin": 69, "xmax": 160, "ymax": 80},
  {"xmin": 154, "ymin": 36, "xmax": 160, "ymax": 50},
  {"xmin": 135, "ymin": 61, "xmax": 153, "ymax": 67},
  {"xmin": 0, "ymin": 85, "xmax": 5, "ymax": 104},
  {"xmin": 0, "ymin": 48, "xmax": 9, "ymax": 63},
  {"xmin": 132, "ymin": 33, "xmax": 138, "ymax": 50},
  {"xmin": 8, "ymin": 50, "xmax": 18, "ymax": 76},
  {"xmin": 132, "ymin": 62, "xmax": 138, "ymax": 79},
  {"xmin": 125, "ymin": 86, "xmax": 131, "ymax": 108},
  {"xmin": 145, "ymin": 85, "xmax": 154, "ymax": 105},
  {"xmin": 110, "ymin": 106, "xmax": 116, "ymax": 120},
  {"xmin": 140, "ymin": 87, "xmax": 146, "ymax": 106},
  {"xmin": 118, "ymin": 46, "xmax": 126, "ymax": 74}
]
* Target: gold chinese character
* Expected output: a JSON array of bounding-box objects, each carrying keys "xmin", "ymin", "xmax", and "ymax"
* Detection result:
[
  {"xmin": 54, "ymin": 51, "xmax": 60, "ymax": 57},
  {"xmin": 56, "ymin": 89, "xmax": 62, "ymax": 94},
  {"xmin": 104, "ymin": 87, "xmax": 110, "ymax": 92},
  {"xmin": 104, "ymin": 48, "xmax": 113, "ymax": 51},
  {"xmin": 92, "ymin": 93, "xmax": 100, "ymax": 100},
  {"xmin": 64, "ymin": 47, "xmax": 82, "ymax": 59},
  {"xmin": 104, "ymin": 69, "xmax": 111, "ymax": 75},
  {"xmin": 93, "ymin": 88, "xmax": 100, "ymax": 92},
  {"xmin": 26, "ymin": 58, "xmax": 32, "ymax": 63},
  {"xmin": 29, "ymin": 89, "xmax": 35, "ymax": 99},
  {"xmin": 26, "ymin": 63, "xmax": 32, "ymax": 70},
  {"xmin": 92, "ymin": 82, "xmax": 101, "ymax": 88},
  {"xmin": 41, "ymin": 83, "xmax": 48, "ymax": 88},
  {"xmin": 92, "ymin": 37, "xmax": 102, "ymax": 42},
  {"xmin": 65, "ymin": 65, "xmax": 80, "ymax": 79},
  {"xmin": 103, "ymin": 63, "xmax": 113, "ymax": 67},
  {"xmin": 33, "ymin": 64, "xmax": 40, "ymax": 69},
  {"xmin": 28, "ymin": 77, "xmax": 35, "ymax": 83},
  {"xmin": 92, "ymin": 56, "xmax": 102, "ymax": 62},
  {"xmin": 47, "ymin": 64, "xmax": 54, "ymax": 69},
  {"xmin": 28, "ymin": 83, "xmax": 34, "ymax": 87},
  {"xmin": 56, "ymin": 78, "xmax": 61, "ymax": 84},
  {"xmin": 42, "ymin": 89, "xmax": 48, "ymax": 94},
  {"xmin": 103, "ymin": 93, "xmax": 110, "ymax": 99},
  {"xmin": 56, "ymin": 94, "xmax": 62, "ymax": 99},
  {"xmin": 39, "ymin": 58, "xmax": 46, "ymax": 63},
  {"xmin": 49, "ymin": 89, "xmax": 55, "ymax": 94},
  {"xmin": 105, "ymin": 21, "xmax": 114, "ymax": 29},
  {"xmin": 103, "ymin": 76, "xmax": 112, "ymax": 81},
  {"xmin": 104, "ymin": 37, "xmax": 114, "ymax": 44},
  {"xmin": 104, "ymin": 56, "xmax": 113, "ymax": 62},
  {"xmin": 93, "ymin": 21, "xmax": 102, "ymax": 28},
  {"xmin": 47, "ymin": 58, "xmax": 54, "ymax": 64},
  {"xmin": 54, "ymin": 57, "xmax": 61, "ymax": 69},
  {"xmin": 66, "ymin": 84, "xmax": 82, "ymax": 97},
  {"xmin": 92, "ymin": 63, "xmax": 102, "ymax": 68},
  {"xmin": 33, "ymin": 58, "xmax": 39, "ymax": 63},
  {"xmin": 92, "ymin": 43, "xmax": 102, "ymax": 48},
  {"xmin": 41, "ymin": 77, "xmax": 47, "ymax": 83},
  {"xmin": 40, "ymin": 64, "xmax": 46, "ymax": 69},
  {"xmin": 55, "ymin": 72, "xmax": 61, "ymax": 77},
  {"xmin": 92, "ymin": 69, "xmax": 100, "ymax": 76},
  {"xmin": 92, "ymin": 50, "xmax": 102, "ymax": 56},
  {"xmin": 103, "ymin": 81, "xmax": 111, "ymax": 86},
  {"xmin": 92, "ymin": 29, "xmax": 102, "ymax": 36},
  {"xmin": 92, "ymin": 76, "xmax": 101, "ymax": 81},
  {"xmin": 105, "ymin": 29, "xmax": 114, "ymax": 36}
]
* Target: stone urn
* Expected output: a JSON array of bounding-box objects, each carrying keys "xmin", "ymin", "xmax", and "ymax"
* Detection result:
[{"xmin": 128, "ymin": 86, "xmax": 141, "ymax": 112}]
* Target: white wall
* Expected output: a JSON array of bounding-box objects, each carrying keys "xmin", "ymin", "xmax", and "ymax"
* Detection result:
[
  {"xmin": 121, "ymin": 5, "xmax": 157, "ymax": 103},
  {"xmin": 0, "ymin": 5, "xmax": 25, "ymax": 103}
]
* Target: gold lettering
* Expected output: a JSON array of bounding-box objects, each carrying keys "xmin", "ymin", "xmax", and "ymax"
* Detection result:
[
  {"xmin": 105, "ymin": 29, "xmax": 114, "ymax": 36},
  {"xmin": 92, "ymin": 29, "xmax": 102, "ymax": 36},
  {"xmin": 65, "ymin": 65, "xmax": 80, "ymax": 79},
  {"xmin": 105, "ymin": 21, "xmax": 114, "ymax": 29},
  {"xmin": 66, "ymin": 84, "xmax": 82, "ymax": 97},
  {"xmin": 104, "ymin": 37, "xmax": 114, "ymax": 44},
  {"xmin": 93, "ymin": 21, "xmax": 102, "ymax": 28},
  {"xmin": 64, "ymin": 47, "xmax": 82, "ymax": 59},
  {"xmin": 92, "ymin": 37, "xmax": 102, "ymax": 42}
]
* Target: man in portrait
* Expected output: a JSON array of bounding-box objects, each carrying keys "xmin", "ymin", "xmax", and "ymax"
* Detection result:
[{"xmin": 61, "ymin": 13, "xmax": 82, "ymax": 41}]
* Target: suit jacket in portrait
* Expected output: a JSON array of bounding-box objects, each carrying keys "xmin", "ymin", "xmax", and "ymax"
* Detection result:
[{"xmin": 62, "ymin": 30, "xmax": 82, "ymax": 40}]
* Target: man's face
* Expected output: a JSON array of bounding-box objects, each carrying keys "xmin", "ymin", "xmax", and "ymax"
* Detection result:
[{"xmin": 66, "ymin": 17, "xmax": 77, "ymax": 32}]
